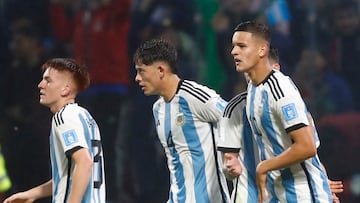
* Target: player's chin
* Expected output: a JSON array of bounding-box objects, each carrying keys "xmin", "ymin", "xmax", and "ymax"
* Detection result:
[
  {"xmin": 143, "ymin": 89, "xmax": 156, "ymax": 96},
  {"xmin": 236, "ymin": 66, "xmax": 247, "ymax": 73},
  {"xmin": 143, "ymin": 90, "xmax": 152, "ymax": 96}
]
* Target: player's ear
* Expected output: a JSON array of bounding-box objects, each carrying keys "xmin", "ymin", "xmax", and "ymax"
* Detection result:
[
  {"xmin": 158, "ymin": 65, "xmax": 165, "ymax": 79},
  {"xmin": 258, "ymin": 43, "xmax": 268, "ymax": 58},
  {"xmin": 61, "ymin": 85, "xmax": 71, "ymax": 96}
]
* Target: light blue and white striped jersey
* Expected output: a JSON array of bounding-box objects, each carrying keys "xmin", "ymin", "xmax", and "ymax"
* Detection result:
[
  {"xmin": 218, "ymin": 92, "xmax": 259, "ymax": 203},
  {"xmin": 50, "ymin": 103, "xmax": 106, "ymax": 203},
  {"xmin": 246, "ymin": 70, "xmax": 332, "ymax": 203},
  {"xmin": 153, "ymin": 80, "xmax": 230, "ymax": 203}
]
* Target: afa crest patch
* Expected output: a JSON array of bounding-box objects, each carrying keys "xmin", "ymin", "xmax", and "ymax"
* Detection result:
[
  {"xmin": 176, "ymin": 113, "xmax": 185, "ymax": 126},
  {"xmin": 281, "ymin": 103, "xmax": 298, "ymax": 121},
  {"xmin": 62, "ymin": 129, "xmax": 78, "ymax": 146}
]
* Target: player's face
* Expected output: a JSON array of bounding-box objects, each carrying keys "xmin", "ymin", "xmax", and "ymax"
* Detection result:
[
  {"xmin": 135, "ymin": 63, "xmax": 162, "ymax": 96},
  {"xmin": 231, "ymin": 31, "xmax": 262, "ymax": 73},
  {"xmin": 38, "ymin": 68, "xmax": 69, "ymax": 110}
]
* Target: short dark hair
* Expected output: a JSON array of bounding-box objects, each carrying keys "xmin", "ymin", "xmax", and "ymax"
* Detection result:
[
  {"xmin": 234, "ymin": 21, "xmax": 271, "ymax": 43},
  {"xmin": 41, "ymin": 58, "xmax": 90, "ymax": 92},
  {"xmin": 133, "ymin": 39, "xmax": 178, "ymax": 74},
  {"xmin": 269, "ymin": 46, "xmax": 279, "ymax": 64}
]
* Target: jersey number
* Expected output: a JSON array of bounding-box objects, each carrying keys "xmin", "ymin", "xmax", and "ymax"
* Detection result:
[{"xmin": 92, "ymin": 139, "xmax": 103, "ymax": 189}]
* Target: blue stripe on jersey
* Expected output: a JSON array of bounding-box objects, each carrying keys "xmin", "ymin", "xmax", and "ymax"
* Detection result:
[
  {"xmin": 261, "ymin": 91, "xmax": 284, "ymax": 156},
  {"xmin": 249, "ymin": 86, "xmax": 266, "ymax": 161},
  {"xmin": 179, "ymin": 97, "xmax": 210, "ymax": 203},
  {"xmin": 50, "ymin": 131, "xmax": 60, "ymax": 203},
  {"xmin": 281, "ymin": 168, "xmax": 296, "ymax": 202},
  {"xmin": 84, "ymin": 111, "xmax": 95, "ymax": 140},
  {"xmin": 261, "ymin": 90, "xmax": 297, "ymax": 202},
  {"xmin": 267, "ymin": 177, "xmax": 277, "ymax": 202},
  {"xmin": 83, "ymin": 112, "xmax": 102, "ymax": 203},
  {"xmin": 79, "ymin": 114, "xmax": 92, "ymax": 203},
  {"xmin": 165, "ymin": 102, "xmax": 186, "ymax": 202},
  {"xmin": 311, "ymin": 157, "xmax": 333, "ymax": 203},
  {"xmin": 242, "ymin": 108, "xmax": 258, "ymax": 202}
]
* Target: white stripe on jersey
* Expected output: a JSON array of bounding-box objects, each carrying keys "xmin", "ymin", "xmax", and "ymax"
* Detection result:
[
  {"xmin": 218, "ymin": 92, "xmax": 258, "ymax": 203},
  {"xmin": 50, "ymin": 103, "xmax": 106, "ymax": 203},
  {"xmin": 153, "ymin": 80, "xmax": 230, "ymax": 203},
  {"xmin": 246, "ymin": 70, "xmax": 332, "ymax": 203}
]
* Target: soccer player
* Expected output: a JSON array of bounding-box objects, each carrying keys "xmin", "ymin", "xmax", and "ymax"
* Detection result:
[
  {"xmin": 219, "ymin": 47, "xmax": 343, "ymax": 203},
  {"xmin": 218, "ymin": 91, "xmax": 257, "ymax": 203},
  {"xmin": 133, "ymin": 39, "xmax": 230, "ymax": 203},
  {"xmin": 231, "ymin": 21, "xmax": 333, "ymax": 202},
  {"xmin": 217, "ymin": 47, "xmax": 283, "ymax": 203},
  {"xmin": 4, "ymin": 58, "xmax": 106, "ymax": 203}
]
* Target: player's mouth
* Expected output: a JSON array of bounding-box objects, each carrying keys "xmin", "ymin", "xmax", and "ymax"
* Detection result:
[
  {"xmin": 234, "ymin": 58, "xmax": 242, "ymax": 66},
  {"xmin": 139, "ymin": 85, "xmax": 146, "ymax": 91}
]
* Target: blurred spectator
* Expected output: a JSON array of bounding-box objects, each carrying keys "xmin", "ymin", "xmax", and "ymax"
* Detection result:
[
  {"xmin": 193, "ymin": 0, "xmax": 226, "ymax": 92},
  {"xmin": 0, "ymin": 17, "xmax": 52, "ymax": 203},
  {"xmin": 263, "ymin": 0, "xmax": 296, "ymax": 75},
  {"xmin": 3, "ymin": 0, "xmax": 50, "ymax": 38},
  {"xmin": 318, "ymin": 112, "xmax": 360, "ymax": 202},
  {"xmin": 327, "ymin": 0, "xmax": 360, "ymax": 111},
  {"xmin": 49, "ymin": 0, "xmax": 133, "ymax": 202},
  {"xmin": 149, "ymin": 4, "xmax": 205, "ymax": 81},
  {"xmin": 0, "ymin": 145, "xmax": 12, "ymax": 202},
  {"xmin": 0, "ymin": 0, "xmax": 10, "ymax": 67},
  {"xmin": 287, "ymin": 0, "xmax": 334, "ymax": 63},
  {"xmin": 292, "ymin": 48, "xmax": 354, "ymax": 120}
]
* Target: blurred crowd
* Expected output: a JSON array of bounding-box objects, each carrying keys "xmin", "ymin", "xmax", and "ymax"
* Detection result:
[{"xmin": 0, "ymin": 0, "xmax": 359, "ymax": 202}]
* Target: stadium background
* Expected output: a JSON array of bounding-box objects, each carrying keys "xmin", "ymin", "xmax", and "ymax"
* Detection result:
[{"xmin": 0, "ymin": 0, "xmax": 359, "ymax": 202}]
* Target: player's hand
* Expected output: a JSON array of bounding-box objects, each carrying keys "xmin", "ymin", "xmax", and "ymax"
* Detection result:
[
  {"xmin": 328, "ymin": 180, "xmax": 343, "ymax": 203},
  {"xmin": 329, "ymin": 179, "xmax": 343, "ymax": 194},
  {"xmin": 3, "ymin": 192, "xmax": 35, "ymax": 203},
  {"xmin": 223, "ymin": 153, "xmax": 242, "ymax": 180},
  {"xmin": 256, "ymin": 162, "xmax": 268, "ymax": 203},
  {"xmin": 332, "ymin": 193, "xmax": 340, "ymax": 203}
]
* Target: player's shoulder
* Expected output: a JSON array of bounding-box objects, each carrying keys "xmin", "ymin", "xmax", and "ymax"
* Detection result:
[
  {"xmin": 54, "ymin": 103, "xmax": 83, "ymax": 126},
  {"xmin": 223, "ymin": 91, "xmax": 247, "ymax": 118},
  {"xmin": 177, "ymin": 80, "xmax": 218, "ymax": 103},
  {"xmin": 261, "ymin": 70, "xmax": 298, "ymax": 101}
]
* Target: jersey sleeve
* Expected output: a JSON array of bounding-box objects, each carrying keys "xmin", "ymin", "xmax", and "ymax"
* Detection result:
[
  {"xmin": 54, "ymin": 109, "xmax": 90, "ymax": 155},
  {"xmin": 273, "ymin": 77, "xmax": 310, "ymax": 133},
  {"xmin": 217, "ymin": 107, "xmax": 243, "ymax": 152},
  {"xmin": 179, "ymin": 80, "xmax": 227, "ymax": 123},
  {"xmin": 200, "ymin": 96, "xmax": 228, "ymax": 123}
]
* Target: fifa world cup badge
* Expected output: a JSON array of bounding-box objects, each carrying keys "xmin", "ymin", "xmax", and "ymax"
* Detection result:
[{"xmin": 176, "ymin": 113, "xmax": 185, "ymax": 126}]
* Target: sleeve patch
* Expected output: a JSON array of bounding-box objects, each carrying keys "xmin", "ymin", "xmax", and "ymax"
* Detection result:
[
  {"xmin": 62, "ymin": 129, "xmax": 79, "ymax": 146},
  {"xmin": 281, "ymin": 103, "xmax": 298, "ymax": 121}
]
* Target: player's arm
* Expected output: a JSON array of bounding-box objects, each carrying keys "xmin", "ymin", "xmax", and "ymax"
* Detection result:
[
  {"xmin": 256, "ymin": 125, "xmax": 316, "ymax": 202},
  {"xmin": 67, "ymin": 148, "xmax": 93, "ymax": 203},
  {"xmin": 3, "ymin": 180, "xmax": 52, "ymax": 203}
]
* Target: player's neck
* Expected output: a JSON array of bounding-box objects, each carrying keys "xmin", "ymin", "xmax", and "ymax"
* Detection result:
[
  {"xmin": 50, "ymin": 98, "xmax": 76, "ymax": 113},
  {"xmin": 161, "ymin": 75, "xmax": 180, "ymax": 102},
  {"xmin": 249, "ymin": 61, "xmax": 273, "ymax": 86}
]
